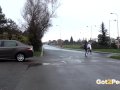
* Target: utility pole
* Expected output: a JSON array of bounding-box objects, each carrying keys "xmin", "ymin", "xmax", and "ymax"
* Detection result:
[{"xmin": 110, "ymin": 13, "xmax": 120, "ymax": 48}]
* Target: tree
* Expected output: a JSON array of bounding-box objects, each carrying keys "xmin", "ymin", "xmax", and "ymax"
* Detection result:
[
  {"xmin": 0, "ymin": 6, "xmax": 24, "ymax": 40},
  {"xmin": 0, "ymin": 6, "xmax": 6, "ymax": 23},
  {"xmin": 22, "ymin": 0, "xmax": 58, "ymax": 51},
  {"xmin": 63, "ymin": 39, "xmax": 69, "ymax": 45},
  {"xmin": 0, "ymin": 6, "xmax": 7, "ymax": 33},
  {"xmin": 5, "ymin": 19, "xmax": 22, "ymax": 39},
  {"xmin": 98, "ymin": 22, "xmax": 110, "ymax": 48},
  {"xmin": 70, "ymin": 36, "xmax": 74, "ymax": 44}
]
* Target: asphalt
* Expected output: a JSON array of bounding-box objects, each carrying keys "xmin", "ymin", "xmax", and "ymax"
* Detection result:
[{"xmin": 0, "ymin": 45, "xmax": 120, "ymax": 90}]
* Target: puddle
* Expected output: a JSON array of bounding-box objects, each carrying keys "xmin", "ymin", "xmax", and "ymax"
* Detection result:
[
  {"xmin": 26, "ymin": 62, "xmax": 42, "ymax": 70},
  {"xmin": 26, "ymin": 62, "xmax": 65, "ymax": 70},
  {"xmin": 90, "ymin": 60, "xmax": 99, "ymax": 62},
  {"xmin": 43, "ymin": 63, "xmax": 51, "ymax": 65},
  {"xmin": 43, "ymin": 62, "xmax": 64, "ymax": 66},
  {"xmin": 61, "ymin": 61, "xmax": 66, "ymax": 64},
  {"xmin": 26, "ymin": 59, "xmax": 84, "ymax": 70}
]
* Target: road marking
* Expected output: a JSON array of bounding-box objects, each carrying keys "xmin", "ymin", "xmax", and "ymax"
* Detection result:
[{"xmin": 61, "ymin": 61, "xmax": 66, "ymax": 64}]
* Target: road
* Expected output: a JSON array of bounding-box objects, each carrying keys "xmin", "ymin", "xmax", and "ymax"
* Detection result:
[{"xmin": 0, "ymin": 45, "xmax": 120, "ymax": 90}]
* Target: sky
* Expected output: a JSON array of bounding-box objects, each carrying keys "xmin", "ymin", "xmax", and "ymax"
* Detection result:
[{"xmin": 0, "ymin": 0, "xmax": 120, "ymax": 42}]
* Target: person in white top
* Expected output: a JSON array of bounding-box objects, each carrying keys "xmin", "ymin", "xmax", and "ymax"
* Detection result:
[{"xmin": 87, "ymin": 42, "xmax": 92, "ymax": 54}]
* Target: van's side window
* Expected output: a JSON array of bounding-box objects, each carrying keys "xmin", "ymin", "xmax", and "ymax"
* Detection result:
[
  {"xmin": 3, "ymin": 41, "xmax": 17, "ymax": 47},
  {"xmin": 0, "ymin": 41, "xmax": 1, "ymax": 47}
]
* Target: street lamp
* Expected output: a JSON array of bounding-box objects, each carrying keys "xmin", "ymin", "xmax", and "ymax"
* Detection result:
[
  {"xmin": 86, "ymin": 26, "xmax": 92, "ymax": 40},
  {"xmin": 90, "ymin": 26, "xmax": 92, "ymax": 40},
  {"xmin": 109, "ymin": 20, "xmax": 111, "ymax": 47},
  {"xmin": 56, "ymin": 25, "xmax": 62, "ymax": 47},
  {"xmin": 109, "ymin": 20, "xmax": 111, "ymax": 38},
  {"xmin": 110, "ymin": 13, "xmax": 120, "ymax": 48},
  {"xmin": 86, "ymin": 25, "xmax": 97, "ymax": 41}
]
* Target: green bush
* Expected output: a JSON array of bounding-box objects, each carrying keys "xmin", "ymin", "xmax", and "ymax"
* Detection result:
[
  {"xmin": 18, "ymin": 35, "xmax": 29, "ymax": 44},
  {"xmin": 92, "ymin": 41, "xmax": 117, "ymax": 49}
]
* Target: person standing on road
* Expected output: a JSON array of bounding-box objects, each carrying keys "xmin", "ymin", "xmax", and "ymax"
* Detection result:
[{"xmin": 84, "ymin": 41, "xmax": 88, "ymax": 57}]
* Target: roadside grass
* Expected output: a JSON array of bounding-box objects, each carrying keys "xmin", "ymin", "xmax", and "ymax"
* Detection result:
[
  {"xmin": 34, "ymin": 51, "xmax": 41, "ymax": 56},
  {"xmin": 93, "ymin": 49, "xmax": 120, "ymax": 53},
  {"xmin": 33, "ymin": 46, "xmax": 43, "ymax": 57},
  {"xmin": 63, "ymin": 45, "xmax": 81, "ymax": 50},
  {"xmin": 94, "ymin": 49, "xmax": 120, "ymax": 60},
  {"xmin": 110, "ymin": 55, "xmax": 120, "ymax": 60}
]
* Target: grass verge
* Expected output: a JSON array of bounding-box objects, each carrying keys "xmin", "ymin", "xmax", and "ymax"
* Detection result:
[
  {"xmin": 34, "ymin": 51, "xmax": 41, "ymax": 56},
  {"xmin": 63, "ymin": 45, "xmax": 81, "ymax": 50},
  {"xmin": 94, "ymin": 49, "xmax": 120, "ymax": 60},
  {"xmin": 93, "ymin": 49, "xmax": 120, "ymax": 53},
  {"xmin": 110, "ymin": 55, "xmax": 120, "ymax": 60},
  {"xmin": 33, "ymin": 46, "xmax": 43, "ymax": 57}
]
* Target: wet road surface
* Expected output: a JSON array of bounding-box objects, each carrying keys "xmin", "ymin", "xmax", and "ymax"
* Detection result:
[{"xmin": 0, "ymin": 45, "xmax": 120, "ymax": 90}]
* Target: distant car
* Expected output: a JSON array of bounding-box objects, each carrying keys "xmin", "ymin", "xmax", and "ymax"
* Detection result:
[{"xmin": 0, "ymin": 40, "xmax": 33, "ymax": 61}]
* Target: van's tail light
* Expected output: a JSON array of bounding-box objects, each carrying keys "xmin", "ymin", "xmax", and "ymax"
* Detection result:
[{"xmin": 27, "ymin": 46, "xmax": 33, "ymax": 51}]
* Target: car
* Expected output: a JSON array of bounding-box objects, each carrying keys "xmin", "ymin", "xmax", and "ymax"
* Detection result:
[{"xmin": 0, "ymin": 40, "xmax": 34, "ymax": 61}]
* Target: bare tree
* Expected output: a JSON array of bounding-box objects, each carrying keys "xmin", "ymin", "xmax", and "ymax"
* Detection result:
[{"xmin": 23, "ymin": 0, "xmax": 59, "ymax": 51}]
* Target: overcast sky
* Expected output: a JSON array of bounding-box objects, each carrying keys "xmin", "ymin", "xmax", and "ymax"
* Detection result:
[{"xmin": 0, "ymin": 0, "xmax": 120, "ymax": 42}]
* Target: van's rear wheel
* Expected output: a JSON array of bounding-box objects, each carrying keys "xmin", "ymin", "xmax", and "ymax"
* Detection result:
[{"xmin": 16, "ymin": 53, "xmax": 25, "ymax": 62}]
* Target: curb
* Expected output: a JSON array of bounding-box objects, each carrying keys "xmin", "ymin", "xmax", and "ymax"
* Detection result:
[
  {"xmin": 40, "ymin": 46, "xmax": 44, "ymax": 56},
  {"xmin": 93, "ymin": 51, "xmax": 120, "ymax": 58},
  {"xmin": 93, "ymin": 51, "xmax": 112, "ymax": 54},
  {"xmin": 93, "ymin": 51, "xmax": 120, "ymax": 55}
]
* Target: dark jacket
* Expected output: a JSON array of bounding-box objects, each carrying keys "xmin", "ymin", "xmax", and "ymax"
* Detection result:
[{"xmin": 84, "ymin": 43, "xmax": 87, "ymax": 50}]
